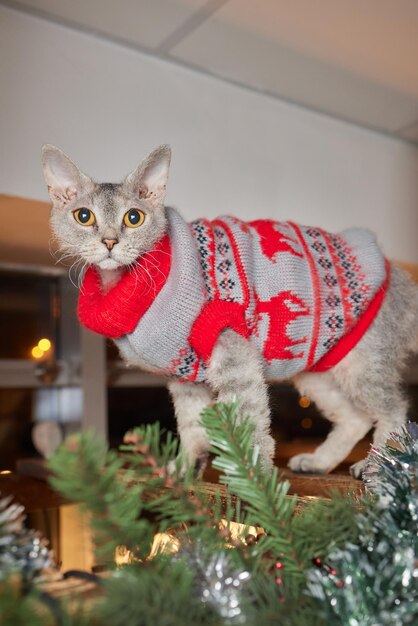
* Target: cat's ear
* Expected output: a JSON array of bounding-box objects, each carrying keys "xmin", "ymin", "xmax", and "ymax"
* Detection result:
[
  {"xmin": 124, "ymin": 145, "xmax": 171, "ymax": 208},
  {"xmin": 41, "ymin": 144, "xmax": 94, "ymax": 208}
]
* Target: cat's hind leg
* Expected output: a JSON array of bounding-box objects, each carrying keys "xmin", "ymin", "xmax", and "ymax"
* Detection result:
[
  {"xmin": 207, "ymin": 328, "xmax": 275, "ymax": 470},
  {"xmin": 331, "ymin": 349, "xmax": 409, "ymax": 479},
  {"xmin": 288, "ymin": 371, "xmax": 373, "ymax": 474},
  {"xmin": 289, "ymin": 264, "xmax": 417, "ymax": 477},
  {"xmin": 168, "ymin": 380, "xmax": 214, "ymax": 476},
  {"xmin": 329, "ymin": 265, "xmax": 416, "ymax": 477}
]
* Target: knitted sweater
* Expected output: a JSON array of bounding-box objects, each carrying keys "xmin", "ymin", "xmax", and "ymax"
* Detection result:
[{"xmin": 78, "ymin": 207, "xmax": 389, "ymax": 382}]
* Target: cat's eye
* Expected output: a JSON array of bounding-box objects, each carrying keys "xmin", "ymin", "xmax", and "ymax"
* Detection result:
[
  {"xmin": 124, "ymin": 209, "xmax": 145, "ymax": 228},
  {"xmin": 73, "ymin": 208, "xmax": 95, "ymax": 226}
]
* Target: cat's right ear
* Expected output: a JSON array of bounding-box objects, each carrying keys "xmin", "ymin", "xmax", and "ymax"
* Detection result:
[
  {"xmin": 124, "ymin": 144, "xmax": 171, "ymax": 208},
  {"xmin": 41, "ymin": 145, "xmax": 93, "ymax": 208}
]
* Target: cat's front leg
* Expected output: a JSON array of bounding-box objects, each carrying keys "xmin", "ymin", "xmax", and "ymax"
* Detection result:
[
  {"xmin": 206, "ymin": 328, "xmax": 275, "ymax": 470},
  {"xmin": 168, "ymin": 380, "xmax": 214, "ymax": 476}
]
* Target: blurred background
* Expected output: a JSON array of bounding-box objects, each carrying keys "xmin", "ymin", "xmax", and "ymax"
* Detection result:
[{"xmin": 0, "ymin": 0, "xmax": 417, "ymax": 481}]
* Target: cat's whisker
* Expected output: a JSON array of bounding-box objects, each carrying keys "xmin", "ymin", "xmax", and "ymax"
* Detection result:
[
  {"xmin": 143, "ymin": 254, "xmax": 166, "ymax": 283},
  {"xmin": 149, "ymin": 248, "xmax": 171, "ymax": 258},
  {"xmin": 131, "ymin": 263, "xmax": 155, "ymax": 296},
  {"xmin": 54, "ymin": 251, "xmax": 76, "ymax": 266},
  {"xmin": 133, "ymin": 265, "xmax": 152, "ymax": 294},
  {"xmin": 51, "ymin": 238, "xmax": 84, "ymax": 267},
  {"xmin": 141, "ymin": 261, "xmax": 162, "ymax": 285},
  {"xmin": 77, "ymin": 260, "xmax": 89, "ymax": 292},
  {"xmin": 68, "ymin": 258, "xmax": 88, "ymax": 291},
  {"xmin": 127, "ymin": 262, "xmax": 140, "ymax": 294},
  {"xmin": 48, "ymin": 240, "xmax": 60, "ymax": 262},
  {"xmin": 67, "ymin": 260, "xmax": 81, "ymax": 291}
]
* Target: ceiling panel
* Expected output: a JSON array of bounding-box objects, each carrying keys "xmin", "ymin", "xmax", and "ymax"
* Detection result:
[
  {"xmin": 175, "ymin": 0, "xmax": 418, "ymax": 98},
  {"xmin": 8, "ymin": 0, "xmax": 208, "ymax": 50},
  {"xmin": 399, "ymin": 121, "xmax": 418, "ymax": 143},
  {"xmin": 170, "ymin": 0, "xmax": 418, "ymax": 135}
]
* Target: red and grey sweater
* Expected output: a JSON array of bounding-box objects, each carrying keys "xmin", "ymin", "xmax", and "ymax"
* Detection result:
[{"xmin": 78, "ymin": 207, "xmax": 389, "ymax": 382}]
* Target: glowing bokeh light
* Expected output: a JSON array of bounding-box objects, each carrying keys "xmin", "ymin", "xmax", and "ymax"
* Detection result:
[
  {"xmin": 298, "ymin": 395, "xmax": 311, "ymax": 409},
  {"xmin": 301, "ymin": 417, "xmax": 313, "ymax": 429},
  {"xmin": 31, "ymin": 346, "xmax": 44, "ymax": 359},
  {"xmin": 38, "ymin": 338, "xmax": 52, "ymax": 351}
]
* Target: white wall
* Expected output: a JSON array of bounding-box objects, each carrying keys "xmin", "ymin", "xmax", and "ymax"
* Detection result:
[{"xmin": 1, "ymin": 5, "xmax": 417, "ymax": 262}]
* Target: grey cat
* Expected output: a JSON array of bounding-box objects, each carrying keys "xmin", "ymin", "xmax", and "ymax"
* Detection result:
[{"xmin": 42, "ymin": 144, "xmax": 418, "ymax": 478}]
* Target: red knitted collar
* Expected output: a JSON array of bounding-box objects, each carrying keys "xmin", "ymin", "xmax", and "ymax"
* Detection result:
[{"xmin": 77, "ymin": 235, "xmax": 171, "ymax": 338}]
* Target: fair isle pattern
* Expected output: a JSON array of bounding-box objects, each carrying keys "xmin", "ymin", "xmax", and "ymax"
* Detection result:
[
  {"xmin": 291, "ymin": 224, "xmax": 374, "ymax": 366},
  {"xmin": 214, "ymin": 224, "xmax": 235, "ymax": 301},
  {"xmin": 327, "ymin": 232, "xmax": 370, "ymax": 322},
  {"xmin": 171, "ymin": 219, "xmax": 247, "ymax": 382},
  {"xmin": 213, "ymin": 222, "xmax": 245, "ymax": 304},
  {"xmin": 304, "ymin": 227, "xmax": 342, "ymax": 354},
  {"xmin": 190, "ymin": 220, "xmax": 217, "ymax": 300},
  {"xmin": 184, "ymin": 215, "xmax": 387, "ymax": 381},
  {"xmin": 168, "ymin": 345, "xmax": 200, "ymax": 382}
]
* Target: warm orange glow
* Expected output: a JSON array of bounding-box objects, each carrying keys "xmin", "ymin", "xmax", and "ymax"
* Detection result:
[
  {"xmin": 114, "ymin": 531, "xmax": 180, "ymax": 565},
  {"xmin": 38, "ymin": 338, "xmax": 52, "ymax": 352},
  {"xmin": 31, "ymin": 346, "xmax": 44, "ymax": 359},
  {"xmin": 0, "ymin": 470, "xmax": 12, "ymax": 475},
  {"xmin": 301, "ymin": 417, "xmax": 313, "ymax": 429},
  {"xmin": 219, "ymin": 519, "xmax": 261, "ymax": 544},
  {"xmin": 31, "ymin": 338, "xmax": 53, "ymax": 359},
  {"xmin": 114, "ymin": 520, "xmax": 264, "ymax": 566},
  {"xmin": 298, "ymin": 395, "xmax": 311, "ymax": 409}
]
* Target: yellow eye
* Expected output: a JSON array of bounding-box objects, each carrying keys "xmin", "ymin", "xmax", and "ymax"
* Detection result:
[
  {"xmin": 73, "ymin": 208, "xmax": 95, "ymax": 226},
  {"xmin": 124, "ymin": 209, "xmax": 145, "ymax": 228}
]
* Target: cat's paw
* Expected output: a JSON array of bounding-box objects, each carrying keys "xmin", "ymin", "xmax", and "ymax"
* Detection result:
[
  {"xmin": 349, "ymin": 459, "xmax": 366, "ymax": 480},
  {"xmin": 167, "ymin": 451, "xmax": 208, "ymax": 480},
  {"xmin": 192, "ymin": 452, "xmax": 209, "ymax": 479},
  {"xmin": 287, "ymin": 453, "xmax": 328, "ymax": 474},
  {"xmin": 167, "ymin": 459, "xmax": 179, "ymax": 477}
]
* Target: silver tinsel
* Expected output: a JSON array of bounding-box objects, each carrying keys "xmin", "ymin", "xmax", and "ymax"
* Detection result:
[
  {"xmin": 363, "ymin": 421, "xmax": 418, "ymax": 498},
  {"xmin": 175, "ymin": 542, "xmax": 251, "ymax": 623},
  {"xmin": 0, "ymin": 493, "xmax": 53, "ymax": 581},
  {"xmin": 307, "ymin": 422, "xmax": 418, "ymax": 626}
]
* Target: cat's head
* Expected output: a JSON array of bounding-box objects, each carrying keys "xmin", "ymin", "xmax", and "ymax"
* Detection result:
[{"xmin": 41, "ymin": 145, "xmax": 171, "ymax": 271}]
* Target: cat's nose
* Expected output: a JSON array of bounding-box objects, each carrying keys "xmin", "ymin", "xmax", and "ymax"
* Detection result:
[{"xmin": 102, "ymin": 238, "xmax": 118, "ymax": 251}]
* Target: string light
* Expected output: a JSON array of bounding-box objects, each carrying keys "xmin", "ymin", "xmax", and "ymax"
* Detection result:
[
  {"xmin": 31, "ymin": 346, "xmax": 44, "ymax": 359},
  {"xmin": 38, "ymin": 338, "xmax": 52, "ymax": 352},
  {"xmin": 298, "ymin": 395, "xmax": 311, "ymax": 409},
  {"xmin": 30, "ymin": 338, "xmax": 53, "ymax": 359},
  {"xmin": 301, "ymin": 417, "xmax": 313, "ymax": 430}
]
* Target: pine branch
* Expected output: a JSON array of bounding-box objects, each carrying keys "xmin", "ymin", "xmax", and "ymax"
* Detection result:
[
  {"xmin": 48, "ymin": 433, "xmax": 153, "ymax": 563},
  {"xmin": 200, "ymin": 403, "xmax": 304, "ymax": 585},
  {"xmin": 243, "ymin": 572, "xmax": 326, "ymax": 626},
  {"xmin": 291, "ymin": 489, "xmax": 359, "ymax": 567},
  {"xmin": 0, "ymin": 580, "xmax": 54, "ymax": 626},
  {"xmin": 99, "ymin": 561, "xmax": 219, "ymax": 626},
  {"xmin": 120, "ymin": 424, "xmax": 227, "ymax": 546},
  {"xmin": 48, "ymin": 425, "xmax": 227, "ymax": 564}
]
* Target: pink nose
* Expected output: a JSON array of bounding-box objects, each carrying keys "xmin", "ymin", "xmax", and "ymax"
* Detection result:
[{"xmin": 102, "ymin": 238, "xmax": 118, "ymax": 251}]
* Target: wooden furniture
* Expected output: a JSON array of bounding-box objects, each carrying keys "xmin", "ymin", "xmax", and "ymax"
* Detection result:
[{"xmin": 0, "ymin": 457, "xmax": 363, "ymax": 513}]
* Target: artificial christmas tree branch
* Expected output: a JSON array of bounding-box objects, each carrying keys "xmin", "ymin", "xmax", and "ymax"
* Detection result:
[{"xmin": 1, "ymin": 403, "xmax": 416, "ymax": 625}]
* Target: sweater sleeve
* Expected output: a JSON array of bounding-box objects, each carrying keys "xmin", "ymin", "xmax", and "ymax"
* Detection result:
[{"xmin": 188, "ymin": 299, "xmax": 250, "ymax": 363}]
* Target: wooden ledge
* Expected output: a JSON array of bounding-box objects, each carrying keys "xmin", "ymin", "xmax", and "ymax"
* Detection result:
[{"xmin": 0, "ymin": 458, "xmax": 363, "ymax": 515}]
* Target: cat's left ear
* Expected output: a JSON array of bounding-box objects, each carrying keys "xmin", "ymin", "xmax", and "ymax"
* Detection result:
[{"xmin": 124, "ymin": 145, "xmax": 171, "ymax": 208}]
